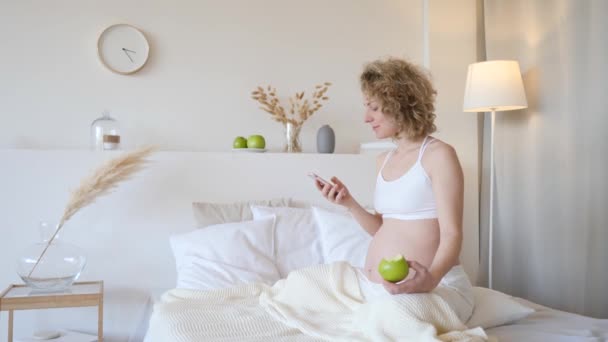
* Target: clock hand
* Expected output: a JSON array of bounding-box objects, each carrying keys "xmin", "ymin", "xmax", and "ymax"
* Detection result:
[
  {"xmin": 123, "ymin": 48, "xmax": 137, "ymax": 54},
  {"xmin": 122, "ymin": 48, "xmax": 134, "ymax": 63}
]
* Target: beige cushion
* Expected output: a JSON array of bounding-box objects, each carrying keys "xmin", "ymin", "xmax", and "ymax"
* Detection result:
[{"xmin": 192, "ymin": 198, "xmax": 292, "ymax": 228}]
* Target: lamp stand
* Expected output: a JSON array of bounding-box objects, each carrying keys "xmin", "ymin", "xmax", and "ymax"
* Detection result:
[{"xmin": 488, "ymin": 109, "xmax": 496, "ymax": 289}]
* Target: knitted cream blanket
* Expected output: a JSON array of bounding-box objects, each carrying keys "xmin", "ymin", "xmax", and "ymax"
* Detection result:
[{"xmin": 145, "ymin": 262, "xmax": 486, "ymax": 342}]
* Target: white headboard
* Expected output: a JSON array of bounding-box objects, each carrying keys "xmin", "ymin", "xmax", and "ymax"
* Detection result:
[{"xmin": 0, "ymin": 149, "xmax": 478, "ymax": 340}]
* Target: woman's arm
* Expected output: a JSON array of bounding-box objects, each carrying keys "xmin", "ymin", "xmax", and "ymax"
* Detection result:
[
  {"xmin": 426, "ymin": 143, "xmax": 464, "ymax": 283},
  {"xmin": 316, "ymin": 152, "xmax": 386, "ymax": 236},
  {"xmin": 319, "ymin": 178, "xmax": 382, "ymax": 236},
  {"xmin": 346, "ymin": 200, "xmax": 383, "ymax": 236},
  {"xmin": 344, "ymin": 152, "xmax": 387, "ymax": 235}
]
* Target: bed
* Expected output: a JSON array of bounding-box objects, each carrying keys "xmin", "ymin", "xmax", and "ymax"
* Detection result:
[
  {"xmin": 1, "ymin": 150, "xmax": 606, "ymax": 341},
  {"xmin": 137, "ymin": 292, "xmax": 608, "ymax": 342},
  {"xmin": 135, "ymin": 291, "xmax": 608, "ymax": 341},
  {"xmin": 141, "ymin": 201, "xmax": 608, "ymax": 341}
]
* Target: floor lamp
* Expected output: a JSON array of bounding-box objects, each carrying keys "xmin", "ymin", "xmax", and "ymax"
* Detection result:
[{"xmin": 463, "ymin": 60, "xmax": 528, "ymax": 289}]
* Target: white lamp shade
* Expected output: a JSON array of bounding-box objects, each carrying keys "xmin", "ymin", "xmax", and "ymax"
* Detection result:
[{"xmin": 463, "ymin": 60, "xmax": 528, "ymax": 112}]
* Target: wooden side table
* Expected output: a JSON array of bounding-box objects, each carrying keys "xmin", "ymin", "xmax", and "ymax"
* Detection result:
[{"xmin": 0, "ymin": 281, "xmax": 103, "ymax": 342}]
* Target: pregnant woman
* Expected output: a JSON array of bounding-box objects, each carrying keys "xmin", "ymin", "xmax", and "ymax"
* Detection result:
[{"xmin": 314, "ymin": 57, "xmax": 474, "ymax": 323}]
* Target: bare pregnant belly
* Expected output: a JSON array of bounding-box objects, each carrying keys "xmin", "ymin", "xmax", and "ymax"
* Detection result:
[{"xmin": 363, "ymin": 218, "xmax": 441, "ymax": 283}]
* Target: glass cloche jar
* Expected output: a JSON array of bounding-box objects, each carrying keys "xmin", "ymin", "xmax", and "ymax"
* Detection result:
[{"xmin": 90, "ymin": 110, "xmax": 121, "ymax": 150}]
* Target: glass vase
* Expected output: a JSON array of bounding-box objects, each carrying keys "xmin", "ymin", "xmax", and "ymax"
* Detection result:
[
  {"xmin": 16, "ymin": 222, "xmax": 86, "ymax": 292},
  {"xmin": 283, "ymin": 122, "xmax": 302, "ymax": 153}
]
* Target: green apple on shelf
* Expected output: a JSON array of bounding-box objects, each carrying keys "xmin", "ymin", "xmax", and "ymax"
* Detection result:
[
  {"xmin": 233, "ymin": 136, "xmax": 248, "ymax": 149},
  {"xmin": 247, "ymin": 135, "xmax": 266, "ymax": 149}
]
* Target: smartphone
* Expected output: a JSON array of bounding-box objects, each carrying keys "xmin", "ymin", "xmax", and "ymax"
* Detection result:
[{"xmin": 307, "ymin": 172, "xmax": 333, "ymax": 187}]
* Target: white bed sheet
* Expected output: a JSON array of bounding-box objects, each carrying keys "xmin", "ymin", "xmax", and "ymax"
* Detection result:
[
  {"xmin": 136, "ymin": 289, "xmax": 608, "ymax": 342},
  {"xmin": 485, "ymin": 298, "xmax": 608, "ymax": 342}
]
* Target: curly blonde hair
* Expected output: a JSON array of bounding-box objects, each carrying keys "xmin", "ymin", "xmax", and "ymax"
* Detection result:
[{"xmin": 360, "ymin": 58, "xmax": 437, "ymax": 139}]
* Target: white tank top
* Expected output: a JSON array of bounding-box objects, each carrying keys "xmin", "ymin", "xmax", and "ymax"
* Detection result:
[{"xmin": 374, "ymin": 136, "xmax": 437, "ymax": 220}]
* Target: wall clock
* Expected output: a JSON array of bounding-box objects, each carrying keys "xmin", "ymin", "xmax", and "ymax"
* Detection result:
[{"xmin": 97, "ymin": 24, "xmax": 150, "ymax": 75}]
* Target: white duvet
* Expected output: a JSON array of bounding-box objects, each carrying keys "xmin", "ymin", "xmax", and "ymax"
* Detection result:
[{"xmin": 145, "ymin": 262, "xmax": 487, "ymax": 341}]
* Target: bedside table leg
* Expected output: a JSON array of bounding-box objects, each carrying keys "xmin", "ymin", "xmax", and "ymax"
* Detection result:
[
  {"xmin": 8, "ymin": 309, "xmax": 13, "ymax": 342},
  {"xmin": 98, "ymin": 301, "xmax": 103, "ymax": 342}
]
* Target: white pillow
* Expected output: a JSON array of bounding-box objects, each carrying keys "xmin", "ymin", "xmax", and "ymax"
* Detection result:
[
  {"xmin": 170, "ymin": 216, "xmax": 280, "ymax": 290},
  {"xmin": 466, "ymin": 286, "xmax": 535, "ymax": 329},
  {"xmin": 312, "ymin": 206, "xmax": 372, "ymax": 268},
  {"xmin": 250, "ymin": 206, "xmax": 323, "ymax": 277}
]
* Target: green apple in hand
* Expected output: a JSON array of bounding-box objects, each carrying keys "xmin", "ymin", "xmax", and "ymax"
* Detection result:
[
  {"xmin": 378, "ymin": 254, "xmax": 409, "ymax": 283},
  {"xmin": 247, "ymin": 135, "xmax": 266, "ymax": 149},
  {"xmin": 233, "ymin": 136, "xmax": 248, "ymax": 148}
]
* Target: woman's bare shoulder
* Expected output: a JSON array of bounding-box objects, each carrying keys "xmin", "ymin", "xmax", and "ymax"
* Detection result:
[
  {"xmin": 423, "ymin": 138, "xmax": 461, "ymax": 169},
  {"xmin": 427, "ymin": 138, "xmax": 456, "ymax": 155}
]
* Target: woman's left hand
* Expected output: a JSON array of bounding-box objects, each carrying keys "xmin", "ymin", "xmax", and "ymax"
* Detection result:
[{"xmin": 382, "ymin": 260, "xmax": 439, "ymax": 294}]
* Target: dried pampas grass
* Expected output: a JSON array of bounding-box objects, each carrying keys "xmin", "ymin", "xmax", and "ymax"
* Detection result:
[
  {"xmin": 28, "ymin": 145, "xmax": 157, "ymax": 277},
  {"xmin": 251, "ymin": 82, "xmax": 332, "ymax": 126}
]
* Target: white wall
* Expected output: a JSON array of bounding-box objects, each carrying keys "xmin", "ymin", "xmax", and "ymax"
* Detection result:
[
  {"xmin": 0, "ymin": 0, "xmax": 482, "ymax": 338},
  {"xmin": 0, "ymin": 0, "xmax": 424, "ymax": 153},
  {"xmin": 0, "ymin": 0, "xmax": 479, "ymax": 253}
]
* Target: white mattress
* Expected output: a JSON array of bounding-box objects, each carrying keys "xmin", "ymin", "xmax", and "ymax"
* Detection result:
[
  {"xmin": 485, "ymin": 298, "xmax": 608, "ymax": 342},
  {"xmin": 131, "ymin": 289, "xmax": 167, "ymax": 342}
]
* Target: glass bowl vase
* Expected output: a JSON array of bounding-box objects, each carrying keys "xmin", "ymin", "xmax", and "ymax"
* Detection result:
[{"xmin": 16, "ymin": 222, "xmax": 86, "ymax": 292}]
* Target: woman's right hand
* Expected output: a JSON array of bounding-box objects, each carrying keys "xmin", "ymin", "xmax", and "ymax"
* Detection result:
[{"xmin": 315, "ymin": 176, "xmax": 355, "ymax": 208}]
